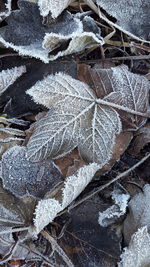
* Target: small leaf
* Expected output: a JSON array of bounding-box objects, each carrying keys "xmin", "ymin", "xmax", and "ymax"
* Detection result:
[
  {"xmin": 27, "ymin": 72, "xmax": 121, "ymax": 165},
  {"xmin": 1, "ymin": 145, "xmax": 63, "ymax": 198},
  {"xmin": 118, "ymin": 226, "xmax": 150, "ymax": 267}
]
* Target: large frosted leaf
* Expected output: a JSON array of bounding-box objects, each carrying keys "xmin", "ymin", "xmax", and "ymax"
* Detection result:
[
  {"xmin": 0, "ymin": 66, "xmax": 26, "ymax": 96},
  {"xmin": 96, "ymin": 0, "xmax": 150, "ymax": 40},
  {"xmin": 27, "ymin": 72, "xmax": 121, "ymax": 165},
  {"xmin": 38, "ymin": 0, "xmax": 74, "ymax": 18}
]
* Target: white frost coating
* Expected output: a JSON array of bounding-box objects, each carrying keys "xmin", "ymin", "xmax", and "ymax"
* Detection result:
[
  {"xmin": 34, "ymin": 163, "xmax": 100, "ymax": 234},
  {"xmin": 98, "ymin": 188, "xmax": 129, "ymax": 227},
  {"xmin": 62, "ymin": 163, "xmax": 100, "ymax": 208},
  {"xmin": 0, "ymin": 17, "xmax": 104, "ymax": 62},
  {"xmin": 96, "ymin": 0, "xmax": 150, "ymax": 40},
  {"xmin": 0, "ymin": 0, "xmax": 11, "ymax": 18},
  {"xmin": 0, "ymin": 37, "xmax": 50, "ymax": 63},
  {"xmin": 118, "ymin": 226, "xmax": 150, "ymax": 267},
  {"xmin": 38, "ymin": 0, "xmax": 74, "ymax": 18},
  {"xmin": 0, "ymin": 65, "xmax": 26, "ymax": 96},
  {"xmin": 34, "ymin": 198, "xmax": 61, "ymax": 234},
  {"xmin": 43, "ymin": 31, "xmax": 104, "ymax": 61}
]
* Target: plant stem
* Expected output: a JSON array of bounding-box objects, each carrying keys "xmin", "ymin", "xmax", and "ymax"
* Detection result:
[{"xmin": 96, "ymin": 98, "xmax": 149, "ymax": 118}]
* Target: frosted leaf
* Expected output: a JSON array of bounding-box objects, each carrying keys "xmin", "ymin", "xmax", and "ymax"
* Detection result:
[
  {"xmin": 0, "ymin": 2, "xmax": 82, "ymax": 63},
  {"xmin": 34, "ymin": 163, "xmax": 100, "ymax": 233},
  {"xmin": 98, "ymin": 185, "xmax": 130, "ymax": 227},
  {"xmin": 96, "ymin": 0, "xmax": 150, "ymax": 40},
  {"xmin": 123, "ymin": 184, "xmax": 150, "ymax": 244},
  {"xmin": 38, "ymin": 0, "xmax": 74, "ymax": 18},
  {"xmin": 43, "ymin": 16, "xmax": 104, "ymax": 60},
  {"xmin": 0, "ymin": 1, "xmax": 103, "ymax": 62},
  {"xmin": 1, "ymin": 146, "xmax": 63, "ymax": 198},
  {"xmin": 26, "ymin": 72, "xmax": 121, "ymax": 165},
  {"xmin": 118, "ymin": 226, "xmax": 150, "ymax": 267},
  {"xmin": 0, "ymin": 66, "xmax": 26, "ymax": 96}
]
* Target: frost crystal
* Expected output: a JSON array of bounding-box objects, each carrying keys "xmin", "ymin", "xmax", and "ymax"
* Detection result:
[{"xmin": 98, "ymin": 186, "xmax": 130, "ymax": 227}]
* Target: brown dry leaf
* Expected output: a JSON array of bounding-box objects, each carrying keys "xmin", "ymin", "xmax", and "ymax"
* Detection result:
[
  {"xmin": 99, "ymin": 131, "xmax": 133, "ymax": 174},
  {"xmin": 55, "ymin": 148, "xmax": 86, "ymax": 177},
  {"xmin": 129, "ymin": 123, "xmax": 150, "ymax": 155},
  {"xmin": 78, "ymin": 64, "xmax": 149, "ymax": 128}
]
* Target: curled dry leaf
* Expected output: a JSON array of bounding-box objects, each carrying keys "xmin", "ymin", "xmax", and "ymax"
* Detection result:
[
  {"xmin": 43, "ymin": 15, "xmax": 104, "ymax": 61},
  {"xmin": 96, "ymin": 0, "xmax": 150, "ymax": 40},
  {"xmin": 118, "ymin": 226, "xmax": 150, "ymax": 267},
  {"xmin": 123, "ymin": 184, "xmax": 150, "ymax": 245},
  {"xmin": 98, "ymin": 184, "xmax": 130, "ymax": 227},
  {"xmin": 38, "ymin": 0, "xmax": 75, "ymax": 18},
  {"xmin": 34, "ymin": 163, "xmax": 100, "ymax": 234},
  {"xmin": 0, "ymin": 1, "xmax": 103, "ymax": 62},
  {"xmin": 26, "ymin": 72, "xmax": 121, "ymax": 165},
  {"xmin": 78, "ymin": 64, "xmax": 150, "ymax": 128},
  {"xmin": 1, "ymin": 145, "xmax": 63, "ymax": 198}
]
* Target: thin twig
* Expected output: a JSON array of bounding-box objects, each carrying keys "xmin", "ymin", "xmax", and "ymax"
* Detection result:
[
  {"xmin": 41, "ymin": 230, "xmax": 74, "ymax": 267},
  {"xmin": 0, "ymin": 226, "xmax": 29, "ymax": 235},
  {"xmin": 68, "ymin": 153, "xmax": 150, "ymax": 210}
]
